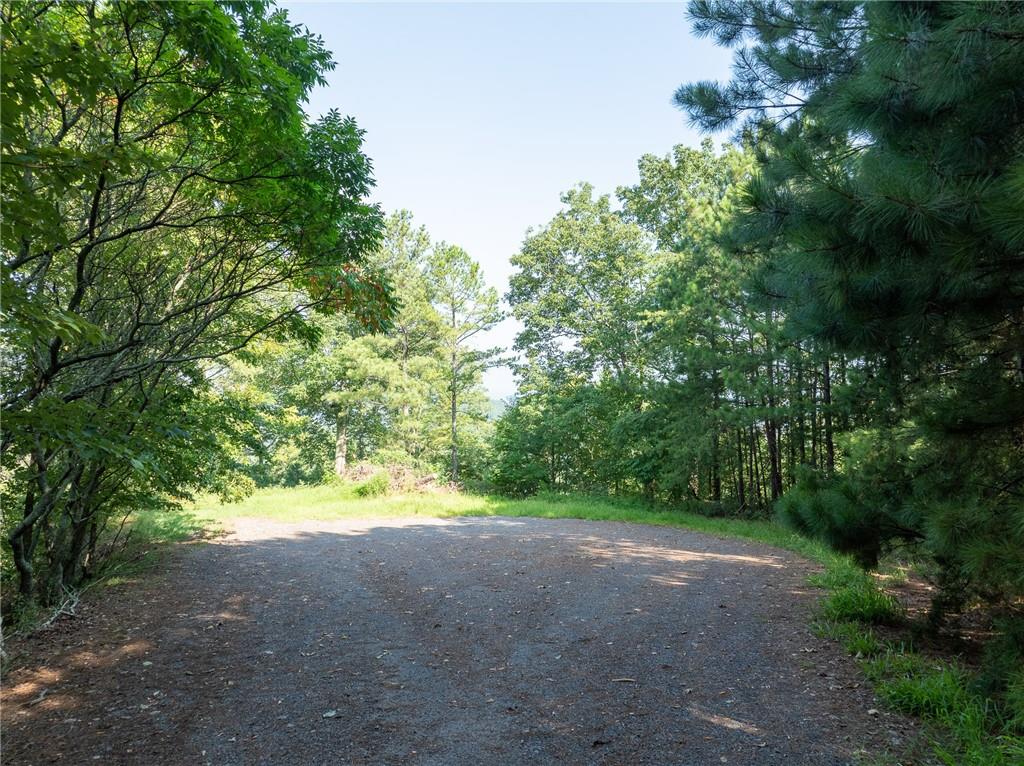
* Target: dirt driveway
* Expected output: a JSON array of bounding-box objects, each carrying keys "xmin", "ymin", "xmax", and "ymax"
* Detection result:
[{"xmin": 2, "ymin": 516, "xmax": 918, "ymax": 765}]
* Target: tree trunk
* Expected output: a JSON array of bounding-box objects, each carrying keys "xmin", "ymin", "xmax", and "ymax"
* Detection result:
[
  {"xmin": 750, "ymin": 424, "xmax": 763, "ymax": 509},
  {"xmin": 810, "ymin": 374, "xmax": 819, "ymax": 469},
  {"xmin": 334, "ymin": 410, "xmax": 348, "ymax": 477},
  {"xmin": 711, "ymin": 433, "xmax": 722, "ymax": 502},
  {"xmin": 710, "ymin": 388, "xmax": 722, "ymax": 502},
  {"xmin": 735, "ymin": 427, "xmax": 746, "ymax": 511},
  {"xmin": 765, "ymin": 416, "xmax": 783, "ymax": 502},
  {"xmin": 823, "ymin": 357, "xmax": 835, "ymax": 475},
  {"xmin": 764, "ymin": 359, "xmax": 783, "ymax": 502},
  {"xmin": 450, "ymin": 349, "xmax": 459, "ymax": 483}
]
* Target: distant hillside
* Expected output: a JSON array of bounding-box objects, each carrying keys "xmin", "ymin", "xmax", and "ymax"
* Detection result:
[{"xmin": 488, "ymin": 398, "xmax": 508, "ymax": 421}]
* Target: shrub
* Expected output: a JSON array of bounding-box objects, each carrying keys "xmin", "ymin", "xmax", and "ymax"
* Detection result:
[
  {"xmin": 354, "ymin": 471, "xmax": 389, "ymax": 498},
  {"xmin": 490, "ymin": 454, "xmax": 548, "ymax": 498},
  {"xmin": 216, "ymin": 474, "xmax": 257, "ymax": 505},
  {"xmin": 776, "ymin": 465, "xmax": 910, "ymax": 569}
]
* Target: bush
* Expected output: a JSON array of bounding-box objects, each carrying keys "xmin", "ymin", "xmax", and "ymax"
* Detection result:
[
  {"xmin": 215, "ymin": 473, "xmax": 257, "ymax": 505},
  {"xmin": 490, "ymin": 458, "xmax": 548, "ymax": 498},
  {"xmin": 353, "ymin": 471, "xmax": 389, "ymax": 498},
  {"xmin": 776, "ymin": 465, "xmax": 903, "ymax": 569}
]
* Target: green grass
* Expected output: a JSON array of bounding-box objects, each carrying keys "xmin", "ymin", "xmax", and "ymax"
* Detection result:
[
  {"xmin": 812, "ymin": 619, "xmax": 1023, "ymax": 764},
  {"xmin": 861, "ymin": 652, "xmax": 1023, "ymax": 766},
  {"xmin": 190, "ymin": 485, "xmax": 841, "ymax": 562},
  {"xmin": 814, "ymin": 620, "xmax": 888, "ymax": 657},
  {"xmin": 353, "ymin": 470, "xmax": 390, "ymax": 497},
  {"xmin": 97, "ymin": 506, "xmax": 211, "ymax": 587},
  {"xmin": 820, "ymin": 581, "xmax": 904, "ymax": 624}
]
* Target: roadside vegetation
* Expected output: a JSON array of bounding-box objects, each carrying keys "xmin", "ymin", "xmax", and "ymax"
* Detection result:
[{"xmin": 3, "ymin": 1, "xmax": 1021, "ymax": 763}]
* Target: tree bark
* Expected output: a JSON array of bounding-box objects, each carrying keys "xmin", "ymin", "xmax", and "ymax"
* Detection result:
[
  {"xmin": 765, "ymin": 416, "xmax": 783, "ymax": 502},
  {"xmin": 823, "ymin": 357, "xmax": 835, "ymax": 475},
  {"xmin": 450, "ymin": 347, "xmax": 459, "ymax": 483},
  {"xmin": 735, "ymin": 427, "xmax": 746, "ymax": 511},
  {"xmin": 334, "ymin": 410, "xmax": 348, "ymax": 478},
  {"xmin": 711, "ymin": 387, "xmax": 721, "ymax": 502}
]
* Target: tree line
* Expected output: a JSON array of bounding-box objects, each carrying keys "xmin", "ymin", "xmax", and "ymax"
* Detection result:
[
  {"xmin": 493, "ymin": 0, "xmax": 1023, "ymax": 682},
  {"xmin": 0, "ymin": 2, "xmax": 400, "ymax": 607},
  {"xmin": 3, "ymin": 0, "xmax": 1021, "ymax": 692}
]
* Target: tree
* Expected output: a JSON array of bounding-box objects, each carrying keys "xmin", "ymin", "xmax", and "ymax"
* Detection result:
[
  {"xmin": 0, "ymin": 1, "xmax": 393, "ymax": 604},
  {"xmin": 428, "ymin": 244, "xmax": 502, "ymax": 482},
  {"xmin": 215, "ymin": 212, "xmax": 504, "ymax": 486},
  {"xmin": 677, "ymin": 1, "xmax": 1024, "ymax": 637},
  {"xmin": 214, "ymin": 211, "xmax": 449, "ymax": 484},
  {"xmin": 509, "ymin": 185, "xmax": 655, "ymax": 385},
  {"xmin": 500, "ymin": 185, "xmax": 658, "ymax": 495}
]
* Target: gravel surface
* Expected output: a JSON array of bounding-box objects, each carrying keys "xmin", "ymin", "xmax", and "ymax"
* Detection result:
[{"xmin": 2, "ymin": 516, "xmax": 920, "ymax": 765}]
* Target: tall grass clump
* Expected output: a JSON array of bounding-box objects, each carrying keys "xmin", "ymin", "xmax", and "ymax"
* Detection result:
[{"xmin": 353, "ymin": 470, "xmax": 390, "ymax": 498}]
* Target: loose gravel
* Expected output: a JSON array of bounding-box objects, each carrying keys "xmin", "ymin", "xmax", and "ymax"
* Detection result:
[{"xmin": 2, "ymin": 516, "xmax": 921, "ymax": 765}]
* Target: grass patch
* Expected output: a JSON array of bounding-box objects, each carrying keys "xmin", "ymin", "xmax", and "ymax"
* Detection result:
[
  {"xmin": 809, "ymin": 569, "xmax": 1021, "ymax": 764},
  {"xmin": 353, "ymin": 470, "xmax": 390, "ymax": 497},
  {"xmin": 98, "ymin": 506, "xmax": 212, "ymax": 586},
  {"xmin": 189, "ymin": 486, "xmax": 840, "ymax": 563},
  {"xmin": 860, "ymin": 651, "xmax": 1023, "ymax": 766},
  {"xmin": 820, "ymin": 581, "xmax": 903, "ymax": 624},
  {"xmin": 813, "ymin": 620, "xmax": 888, "ymax": 658}
]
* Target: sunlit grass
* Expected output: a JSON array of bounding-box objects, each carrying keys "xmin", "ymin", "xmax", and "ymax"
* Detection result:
[
  {"xmin": 98, "ymin": 506, "xmax": 212, "ymax": 588},
  {"xmin": 189, "ymin": 484, "xmax": 496, "ymax": 522},
  {"xmin": 188, "ymin": 485, "xmax": 840, "ymax": 563}
]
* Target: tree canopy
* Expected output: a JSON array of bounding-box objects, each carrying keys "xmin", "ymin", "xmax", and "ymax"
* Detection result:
[
  {"xmin": 1, "ymin": 0, "xmax": 392, "ymax": 603},
  {"xmin": 3, "ymin": 0, "xmax": 1022, "ymax": 716}
]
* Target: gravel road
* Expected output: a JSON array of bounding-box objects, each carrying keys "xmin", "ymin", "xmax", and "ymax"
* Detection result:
[{"xmin": 2, "ymin": 516, "xmax": 918, "ymax": 765}]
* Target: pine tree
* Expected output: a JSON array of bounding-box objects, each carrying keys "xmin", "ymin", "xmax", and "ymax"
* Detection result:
[
  {"xmin": 676, "ymin": 1, "xmax": 1024, "ymax": 636},
  {"xmin": 428, "ymin": 245, "xmax": 503, "ymax": 483}
]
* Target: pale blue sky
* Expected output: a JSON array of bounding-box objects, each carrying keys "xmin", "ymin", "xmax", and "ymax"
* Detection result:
[{"xmin": 281, "ymin": 1, "xmax": 733, "ymax": 398}]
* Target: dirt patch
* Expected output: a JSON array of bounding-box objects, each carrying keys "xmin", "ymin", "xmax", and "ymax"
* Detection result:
[{"xmin": 2, "ymin": 516, "xmax": 924, "ymax": 764}]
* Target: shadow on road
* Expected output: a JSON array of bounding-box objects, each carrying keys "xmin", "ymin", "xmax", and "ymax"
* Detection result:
[{"xmin": 2, "ymin": 516, "xmax": 909, "ymax": 765}]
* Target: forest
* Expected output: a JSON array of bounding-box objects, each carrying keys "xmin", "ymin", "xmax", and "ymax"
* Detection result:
[{"xmin": 2, "ymin": 1, "xmax": 1023, "ymax": 763}]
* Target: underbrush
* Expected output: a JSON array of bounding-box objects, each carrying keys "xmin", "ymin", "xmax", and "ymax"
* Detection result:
[
  {"xmin": 97, "ymin": 507, "xmax": 212, "ymax": 586},
  {"xmin": 353, "ymin": 470, "xmax": 389, "ymax": 497},
  {"xmin": 813, "ymin": 608, "xmax": 1024, "ymax": 764},
  {"xmin": 2, "ymin": 506, "xmax": 210, "ymax": 640}
]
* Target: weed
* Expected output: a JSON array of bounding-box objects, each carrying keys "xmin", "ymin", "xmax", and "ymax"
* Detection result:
[{"xmin": 821, "ymin": 581, "xmax": 903, "ymax": 624}]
